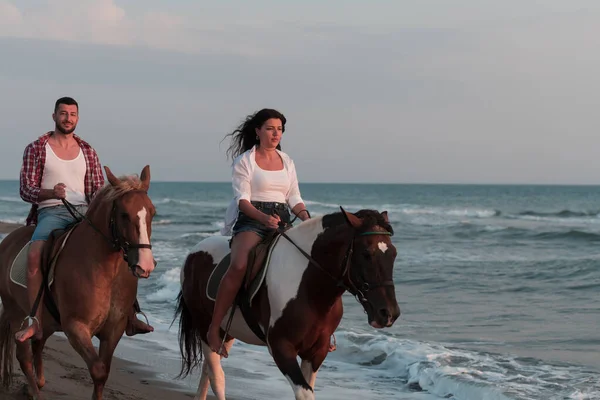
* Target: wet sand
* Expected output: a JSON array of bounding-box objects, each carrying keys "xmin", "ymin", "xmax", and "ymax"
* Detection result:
[{"xmin": 0, "ymin": 336, "xmax": 202, "ymax": 399}]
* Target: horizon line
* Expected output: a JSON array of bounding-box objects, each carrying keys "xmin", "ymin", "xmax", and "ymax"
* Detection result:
[{"xmin": 0, "ymin": 179, "xmax": 598, "ymax": 186}]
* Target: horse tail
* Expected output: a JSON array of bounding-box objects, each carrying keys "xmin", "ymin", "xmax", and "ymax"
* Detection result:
[
  {"xmin": 0, "ymin": 304, "xmax": 14, "ymax": 388},
  {"xmin": 173, "ymin": 289, "xmax": 203, "ymax": 379}
]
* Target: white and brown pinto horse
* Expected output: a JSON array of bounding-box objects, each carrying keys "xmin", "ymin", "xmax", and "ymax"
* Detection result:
[{"xmin": 174, "ymin": 208, "xmax": 400, "ymax": 400}]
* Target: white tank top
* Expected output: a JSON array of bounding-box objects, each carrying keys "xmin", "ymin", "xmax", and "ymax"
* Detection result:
[
  {"xmin": 250, "ymin": 157, "xmax": 289, "ymax": 203},
  {"xmin": 39, "ymin": 143, "xmax": 87, "ymax": 209}
]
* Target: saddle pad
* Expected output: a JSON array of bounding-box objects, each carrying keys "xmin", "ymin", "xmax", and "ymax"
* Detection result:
[
  {"xmin": 206, "ymin": 234, "xmax": 281, "ymax": 303},
  {"xmin": 10, "ymin": 228, "xmax": 75, "ymax": 289},
  {"xmin": 9, "ymin": 242, "xmax": 32, "ymax": 288}
]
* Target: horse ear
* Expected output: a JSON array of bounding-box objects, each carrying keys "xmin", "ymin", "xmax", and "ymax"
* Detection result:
[
  {"xmin": 381, "ymin": 211, "xmax": 389, "ymax": 223},
  {"xmin": 140, "ymin": 165, "xmax": 151, "ymax": 191},
  {"xmin": 340, "ymin": 206, "xmax": 361, "ymax": 228},
  {"xmin": 104, "ymin": 166, "xmax": 120, "ymax": 187}
]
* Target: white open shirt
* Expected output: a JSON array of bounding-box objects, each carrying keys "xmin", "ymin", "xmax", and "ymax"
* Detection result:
[{"xmin": 221, "ymin": 146, "xmax": 304, "ymax": 236}]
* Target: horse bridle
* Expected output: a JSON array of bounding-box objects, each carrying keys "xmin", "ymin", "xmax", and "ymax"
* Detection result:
[
  {"xmin": 276, "ymin": 216, "xmax": 395, "ymax": 306},
  {"xmin": 62, "ymin": 197, "xmax": 154, "ymax": 277},
  {"xmin": 337, "ymin": 230, "xmax": 395, "ymax": 304}
]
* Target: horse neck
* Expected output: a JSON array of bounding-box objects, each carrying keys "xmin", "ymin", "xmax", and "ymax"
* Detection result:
[
  {"xmin": 284, "ymin": 218, "xmax": 349, "ymax": 310},
  {"xmin": 81, "ymin": 197, "xmax": 120, "ymax": 265},
  {"xmin": 85, "ymin": 197, "xmax": 111, "ymax": 235}
]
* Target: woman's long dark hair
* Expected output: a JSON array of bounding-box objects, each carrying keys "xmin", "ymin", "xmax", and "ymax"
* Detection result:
[{"xmin": 224, "ymin": 108, "xmax": 287, "ymax": 161}]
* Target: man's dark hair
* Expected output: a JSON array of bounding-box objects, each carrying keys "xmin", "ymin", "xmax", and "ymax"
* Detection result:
[{"xmin": 54, "ymin": 97, "xmax": 79, "ymax": 113}]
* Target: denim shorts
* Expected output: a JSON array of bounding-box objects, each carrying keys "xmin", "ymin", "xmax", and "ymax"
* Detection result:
[
  {"xmin": 31, "ymin": 204, "xmax": 87, "ymax": 242},
  {"xmin": 232, "ymin": 201, "xmax": 291, "ymax": 238}
]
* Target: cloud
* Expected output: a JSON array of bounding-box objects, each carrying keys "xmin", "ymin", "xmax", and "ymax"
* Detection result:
[
  {"xmin": 0, "ymin": 0, "xmax": 188, "ymax": 50},
  {"xmin": 0, "ymin": 0, "xmax": 475, "ymax": 58},
  {"xmin": 0, "ymin": 1, "xmax": 22, "ymax": 28},
  {"xmin": 2, "ymin": 1, "xmax": 600, "ymax": 183},
  {"xmin": 0, "ymin": 0, "xmax": 306, "ymax": 56}
]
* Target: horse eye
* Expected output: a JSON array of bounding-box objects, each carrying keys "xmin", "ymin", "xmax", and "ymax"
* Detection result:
[{"xmin": 121, "ymin": 212, "xmax": 130, "ymax": 219}]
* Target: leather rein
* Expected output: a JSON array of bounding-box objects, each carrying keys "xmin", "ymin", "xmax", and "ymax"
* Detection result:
[
  {"xmin": 276, "ymin": 209, "xmax": 394, "ymax": 305},
  {"xmin": 62, "ymin": 197, "xmax": 153, "ymax": 277}
]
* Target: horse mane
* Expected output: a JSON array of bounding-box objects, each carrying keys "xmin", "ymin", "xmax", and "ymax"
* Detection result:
[
  {"xmin": 297, "ymin": 209, "xmax": 393, "ymax": 235},
  {"xmin": 90, "ymin": 174, "xmax": 146, "ymax": 206},
  {"xmin": 354, "ymin": 209, "xmax": 394, "ymax": 235}
]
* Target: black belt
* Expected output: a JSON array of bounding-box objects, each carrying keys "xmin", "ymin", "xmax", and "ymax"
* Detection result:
[{"xmin": 251, "ymin": 201, "xmax": 287, "ymax": 210}]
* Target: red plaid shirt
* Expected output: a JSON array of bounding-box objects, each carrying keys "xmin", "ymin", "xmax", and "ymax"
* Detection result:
[{"xmin": 20, "ymin": 132, "xmax": 105, "ymax": 225}]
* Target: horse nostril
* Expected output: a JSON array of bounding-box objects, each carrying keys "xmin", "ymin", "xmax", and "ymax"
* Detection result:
[
  {"xmin": 378, "ymin": 308, "xmax": 390, "ymax": 320},
  {"xmin": 153, "ymin": 259, "xmax": 158, "ymax": 267},
  {"xmin": 134, "ymin": 266, "xmax": 148, "ymax": 279}
]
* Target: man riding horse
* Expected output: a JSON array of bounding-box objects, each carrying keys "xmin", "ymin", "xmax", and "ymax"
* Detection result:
[{"xmin": 15, "ymin": 96, "xmax": 153, "ymax": 342}]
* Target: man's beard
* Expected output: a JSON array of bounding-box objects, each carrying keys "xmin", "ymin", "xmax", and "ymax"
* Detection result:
[{"xmin": 55, "ymin": 123, "xmax": 76, "ymax": 135}]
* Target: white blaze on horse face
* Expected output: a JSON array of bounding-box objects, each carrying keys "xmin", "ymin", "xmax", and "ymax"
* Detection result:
[
  {"xmin": 267, "ymin": 218, "xmax": 324, "ymax": 328},
  {"xmin": 137, "ymin": 207, "xmax": 155, "ymax": 275},
  {"xmin": 378, "ymin": 241, "xmax": 388, "ymax": 253}
]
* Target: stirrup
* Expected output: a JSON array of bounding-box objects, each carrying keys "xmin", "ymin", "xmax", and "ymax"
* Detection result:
[
  {"xmin": 135, "ymin": 310, "xmax": 150, "ymax": 325},
  {"xmin": 19, "ymin": 316, "xmax": 40, "ymax": 331},
  {"xmin": 329, "ymin": 333, "xmax": 337, "ymax": 352}
]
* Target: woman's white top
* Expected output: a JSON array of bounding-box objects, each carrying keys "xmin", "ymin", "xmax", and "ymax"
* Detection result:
[
  {"xmin": 221, "ymin": 146, "xmax": 304, "ymax": 235},
  {"xmin": 39, "ymin": 143, "xmax": 87, "ymax": 209}
]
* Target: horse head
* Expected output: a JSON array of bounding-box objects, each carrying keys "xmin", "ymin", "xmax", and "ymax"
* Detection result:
[
  {"xmin": 90, "ymin": 165, "xmax": 157, "ymax": 279},
  {"xmin": 331, "ymin": 207, "xmax": 400, "ymax": 328}
]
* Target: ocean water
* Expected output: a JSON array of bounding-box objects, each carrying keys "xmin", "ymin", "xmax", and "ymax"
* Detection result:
[{"xmin": 1, "ymin": 180, "xmax": 599, "ymax": 400}]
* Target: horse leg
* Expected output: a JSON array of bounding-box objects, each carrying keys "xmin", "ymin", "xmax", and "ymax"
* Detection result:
[
  {"xmin": 198, "ymin": 339, "xmax": 233, "ymax": 400},
  {"xmin": 4, "ymin": 308, "xmax": 42, "ymax": 399},
  {"xmin": 14, "ymin": 340, "xmax": 41, "ymax": 399},
  {"xmin": 194, "ymin": 358, "xmax": 210, "ymax": 400},
  {"xmin": 270, "ymin": 341, "xmax": 314, "ymax": 400},
  {"xmin": 300, "ymin": 347, "xmax": 328, "ymax": 393},
  {"xmin": 31, "ymin": 331, "xmax": 52, "ymax": 389},
  {"xmin": 95, "ymin": 328, "xmax": 123, "ymax": 400},
  {"xmin": 300, "ymin": 360, "xmax": 319, "ymax": 390},
  {"xmin": 64, "ymin": 322, "xmax": 106, "ymax": 400}
]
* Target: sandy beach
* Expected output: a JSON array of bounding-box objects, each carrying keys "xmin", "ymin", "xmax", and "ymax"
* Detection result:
[
  {"xmin": 0, "ymin": 221, "xmax": 208, "ymax": 400},
  {"xmin": 0, "ymin": 222, "xmax": 24, "ymax": 235},
  {"xmin": 0, "ymin": 336, "xmax": 199, "ymax": 400}
]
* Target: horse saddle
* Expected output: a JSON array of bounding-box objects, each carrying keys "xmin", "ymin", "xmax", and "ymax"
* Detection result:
[
  {"xmin": 9, "ymin": 224, "xmax": 77, "ymax": 289},
  {"xmin": 206, "ymin": 232, "xmax": 282, "ymax": 305}
]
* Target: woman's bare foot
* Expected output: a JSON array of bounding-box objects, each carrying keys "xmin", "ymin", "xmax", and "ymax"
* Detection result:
[{"xmin": 207, "ymin": 324, "xmax": 228, "ymax": 357}]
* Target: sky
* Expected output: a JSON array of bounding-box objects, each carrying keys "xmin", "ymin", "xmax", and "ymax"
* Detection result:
[{"xmin": 1, "ymin": 0, "xmax": 599, "ymax": 184}]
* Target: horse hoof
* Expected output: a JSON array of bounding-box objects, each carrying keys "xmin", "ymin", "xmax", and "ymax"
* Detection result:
[
  {"xmin": 21, "ymin": 383, "xmax": 42, "ymax": 399},
  {"xmin": 37, "ymin": 376, "xmax": 46, "ymax": 389}
]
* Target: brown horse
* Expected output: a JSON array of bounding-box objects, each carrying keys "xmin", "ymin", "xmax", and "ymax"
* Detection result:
[
  {"xmin": 0, "ymin": 165, "xmax": 157, "ymax": 400},
  {"xmin": 174, "ymin": 208, "xmax": 400, "ymax": 400}
]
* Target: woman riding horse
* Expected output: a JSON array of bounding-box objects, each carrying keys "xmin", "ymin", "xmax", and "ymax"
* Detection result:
[
  {"xmin": 209, "ymin": 108, "xmax": 311, "ymax": 356},
  {"xmin": 175, "ymin": 206, "xmax": 400, "ymax": 399}
]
